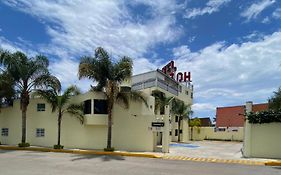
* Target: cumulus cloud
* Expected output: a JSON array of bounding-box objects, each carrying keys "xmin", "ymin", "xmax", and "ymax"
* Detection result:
[
  {"xmin": 241, "ymin": 0, "xmax": 275, "ymax": 21},
  {"xmin": 184, "ymin": 0, "xmax": 231, "ymax": 19},
  {"xmin": 272, "ymin": 8, "xmax": 281, "ymax": 19},
  {"xmin": 3, "ymin": 0, "xmax": 181, "ymax": 58},
  {"xmin": 173, "ymin": 31, "xmax": 281, "ymax": 116}
]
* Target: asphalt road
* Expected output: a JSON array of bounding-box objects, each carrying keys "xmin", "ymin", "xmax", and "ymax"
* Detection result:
[{"xmin": 0, "ymin": 150, "xmax": 280, "ymax": 175}]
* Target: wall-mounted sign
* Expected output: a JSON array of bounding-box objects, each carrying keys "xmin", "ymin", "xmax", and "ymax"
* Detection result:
[
  {"xmin": 152, "ymin": 122, "xmax": 165, "ymax": 127},
  {"xmin": 161, "ymin": 61, "xmax": 191, "ymax": 82}
]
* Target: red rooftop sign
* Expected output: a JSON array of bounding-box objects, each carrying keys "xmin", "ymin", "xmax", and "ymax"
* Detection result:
[{"xmin": 161, "ymin": 61, "xmax": 191, "ymax": 82}]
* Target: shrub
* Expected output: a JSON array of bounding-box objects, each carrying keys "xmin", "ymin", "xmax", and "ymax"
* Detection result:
[
  {"xmin": 104, "ymin": 147, "xmax": 115, "ymax": 152},
  {"xmin": 18, "ymin": 142, "xmax": 30, "ymax": 147},
  {"xmin": 53, "ymin": 145, "xmax": 64, "ymax": 149},
  {"xmin": 247, "ymin": 110, "xmax": 281, "ymax": 124}
]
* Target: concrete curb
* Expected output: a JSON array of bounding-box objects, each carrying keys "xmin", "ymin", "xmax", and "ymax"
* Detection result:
[
  {"xmin": 264, "ymin": 161, "xmax": 281, "ymax": 166},
  {"xmin": 163, "ymin": 155, "xmax": 266, "ymax": 166},
  {"xmin": 0, "ymin": 145, "xmax": 161, "ymax": 159}
]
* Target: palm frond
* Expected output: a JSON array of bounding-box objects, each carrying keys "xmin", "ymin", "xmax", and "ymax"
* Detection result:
[
  {"xmin": 60, "ymin": 85, "xmax": 81, "ymax": 107},
  {"xmin": 33, "ymin": 74, "xmax": 61, "ymax": 92},
  {"xmin": 117, "ymin": 90, "xmax": 148, "ymax": 109},
  {"xmin": 66, "ymin": 103, "xmax": 84, "ymax": 124},
  {"xmin": 113, "ymin": 56, "xmax": 133, "ymax": 83}
]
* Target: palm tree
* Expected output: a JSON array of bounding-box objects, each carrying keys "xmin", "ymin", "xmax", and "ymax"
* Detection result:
[
  {"xmin": 151, "ymin": 90, "xmax": 173, "ymax": 115},
  {"xmin": 36, "ymin": 85, "xmax": 84, "ymax": 149},
  {"xmin": 171, "ymin": 99, "xmax": 193, "ymax": 142},
  {"xmin": 78, "ymin": 47, "xmax": 147, "ymax": 150},
  {"xmin": 269, "ymin": 87, "xmax": 281, "ymax": 111},
  {"xmin": 189, "ymin": 118, "xmax": 201, "ymax": 141},
  {"xmin": 0, "ymin": 50, "xmax": 60, "ymax": 146}
]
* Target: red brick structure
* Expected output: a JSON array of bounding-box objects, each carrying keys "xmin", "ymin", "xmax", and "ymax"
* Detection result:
[{"xmin": 216, "ymin": 103, "xmax": 268, "ymax": 127}]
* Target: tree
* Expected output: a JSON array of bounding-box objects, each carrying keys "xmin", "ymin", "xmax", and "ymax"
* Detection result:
[
  {"xmin": 36, "ymin": 85, "xmax": 84, "ymax": 149},
  {"xmin": 189, "ymin": 118, "xmax": 201, "ymax": 141},
  {"xmin": 171, "ymin": 99, "xmax": 193, "ymax": 142},
  {"xmin": 0, "ymin": 70, "xmax": 15, "ymax": 108},
  {"xmin": 151, "ymin": 90, "xmax": 173, "ymax": 114},
  {"xmin": 269, "ymin": 87, "xmax": 281, "ymax": 111},
  {"xmin": 78, "ymin": 47, "xmax": 147, "ymax": 150},
  {"xmin": 0, "ymin": 50, "xmax": 60, "ymax": 146}
]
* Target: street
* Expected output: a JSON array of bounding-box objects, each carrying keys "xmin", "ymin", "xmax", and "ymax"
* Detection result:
[{"xmin": 0, "ymin": 150, "xmax": 280, "ymax": 175}]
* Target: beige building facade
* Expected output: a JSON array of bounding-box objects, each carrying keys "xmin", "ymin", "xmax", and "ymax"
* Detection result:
[{"xmin": 0, "ymin": 69, "xmax": 193, "ymax": 152}]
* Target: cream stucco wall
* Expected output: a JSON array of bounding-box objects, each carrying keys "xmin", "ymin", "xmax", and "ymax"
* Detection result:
[
  {"xmin": 0, "ymin": 91, "xmax": 156, "ymax": 152},
  {"xmin": 190, "ymin": 127, "xmax": 244, "ymax": 141},
  {"xmin": 244, "ymin": 123, "xmax": 281, "ymax": 159}
]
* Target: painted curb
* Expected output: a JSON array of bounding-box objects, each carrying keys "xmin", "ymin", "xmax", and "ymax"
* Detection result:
[
  {"xmin": 0, "ymin": 145, "xmax": 160, "ymax": 159},
  {"xmin": 265, "ymin": 161, "xmax": 281, "ymax": 166},
  {"xmin": 163, "ymin": 155, "xmax": 266, "ymax": 166}
]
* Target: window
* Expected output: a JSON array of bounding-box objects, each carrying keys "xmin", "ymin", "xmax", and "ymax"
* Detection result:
[
  {"xmin": 175, "ymin": 129, "xmax": 178, "ymax": 136},
  {"xmin": 83, "ymin": 100, "xmax": 92, "ymax": 114},
  {"xmin": 36, "ymin": 128, "xmax": 45, "ymax": 137},
  {"xmin": 94, "ymin": 99, "xmax": 108, "ymax": 114},
  {"xmin": 160, "ymin": 106, "xmax": 165, "ymax": 115},
  {"xmin": 169, "ymin": 131, "xmax": 172, "ymax": 136},
  {"xmin": 185, "ymin": 90, "xmax": 189, "ymax": 95},
  {"xmin": 37, "ymin": 103, "xmax": 45, "ymax": 111},
  {"xmin": 191, "ymin": 92, "xmax": 193, "ymax": 99},
  {"xmin": 1, "ymin": 128, "xmax": 8, "ymax": 136},
  {"xmin": 179, "ymin": 129, "xmax": 183, "ymax": 134},
  {"xmin": 175, "ymin": 116, "xmax": 179, "ymax": 122}
]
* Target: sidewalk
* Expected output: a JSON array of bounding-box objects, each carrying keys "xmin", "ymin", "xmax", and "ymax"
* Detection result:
[{"xmin": 0, "ymin": 144, "xmax": 280, "ymax": 166}]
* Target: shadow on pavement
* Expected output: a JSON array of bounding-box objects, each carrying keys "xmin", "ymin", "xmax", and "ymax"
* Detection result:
[
  {"xmin": 0, "ymin": 149, "xmax": 15, "ymax": 154},
  {"xmin": 71, "ymin": 154, "xmax": 126, "ymax": 162}
]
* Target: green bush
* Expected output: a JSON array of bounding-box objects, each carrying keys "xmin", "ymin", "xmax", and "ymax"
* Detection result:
[
  {"xmin": 18, "ymin": 142, "xmax": 30, "ymax": 147},
  {"xmin": 247, "ymin": 110, "xmax": 281, "ymax": 124},
  {"xmin": 104, "ymin": 147, "xmax": 115, "ymax": 152},
  {"xmin": 53, "ymin": 145, "xmax": 64, "ymax": 149}
]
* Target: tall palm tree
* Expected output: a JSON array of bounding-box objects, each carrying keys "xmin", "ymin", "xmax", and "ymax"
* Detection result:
[
  {"xmin": 151, "ymin": 90, "xmax": 173, "ymax": 115},
  {"xmin": 0, "ymin": 50, "xmax": 60, "ymax": 146},
  {"xmin": 36, "ymin": 85, "xmax": 84, "ymax": 149},
  {"xmin": 78, "ymin": 47, "xmax": 147, "ymax": 150},
  {"xmin": 171, "ymin": 99, "xmax": 193, "ymax": 142}
]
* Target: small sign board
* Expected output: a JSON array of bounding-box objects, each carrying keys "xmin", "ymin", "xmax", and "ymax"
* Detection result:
[{"xmin": 152, "ymin": 122, "xmax": 165, "ymax": 127}]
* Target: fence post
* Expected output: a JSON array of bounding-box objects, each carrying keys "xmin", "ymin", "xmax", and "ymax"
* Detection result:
[{"xmin": 243, "ymin": 101, "xmax": 253, "ymax": 157}]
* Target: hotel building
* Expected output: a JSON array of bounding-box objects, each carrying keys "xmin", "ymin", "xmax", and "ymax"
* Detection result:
[{"xmin": 0, "ymin": 62, "xmax": 193, "ymax": 152}]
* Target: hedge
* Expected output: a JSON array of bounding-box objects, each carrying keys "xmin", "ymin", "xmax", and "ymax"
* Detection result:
[{"xmin": 247, "ymin": 110, "xmax": 281, "ymax": 124}]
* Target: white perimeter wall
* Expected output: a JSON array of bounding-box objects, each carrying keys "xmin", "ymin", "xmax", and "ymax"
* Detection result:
[
  {"xmin": 190, "ymin": 127, "xmax": 244, "ymax": 141},
  {"xmin": 245, "ymin": 123, "xmax": 281, "ymax": 159}
]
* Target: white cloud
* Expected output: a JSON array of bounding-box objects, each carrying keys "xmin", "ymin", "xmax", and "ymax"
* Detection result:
[
  {"xmin": 261, "ymin": 16, "xmax": 271, "ymax": 24},
  {"xmin": 172, "ymin": 31, "xmax": 281, "ymax": 115},
  {"xmin": 184, "ymin": 0, "xmax": 231, "ymax": 19},
  {"xmin": 272, "ymin": 8, "xmax": 281, "ymax": 19},
  {"xmin": 241, "ymin": 0, "xmax": 275, "ymax": 21},
  {"xmin": 3, "ymin": 0, "xmax": 181, "ymax": 58},
  {"xmin": 192, "ymin": 103, "xmax": 216, "ymax": 111},
  {"xmin": 49, "ymin": 58, "xmax": 92, "ymax": 92}
]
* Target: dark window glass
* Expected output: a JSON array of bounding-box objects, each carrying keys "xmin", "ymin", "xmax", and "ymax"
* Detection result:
[
  {"xmin": 169, "ymin": 131, "xmax": 172, "ymax": 136},
  {"xmin": 94, "ymin": 99, "xmax": 108, "ymax": 114},
  {"xmin": 191, "ymin": 92, "xmax": 193, "ymax": 99},
  {"xmin": 175, "ymin": 116, "xmax": 179, "ymax": 122},
  {"xmin": 120, "ymin": 86, "xmax": 131, "ymax": 92},
  {"xmin": 1, "ymin": 128, "xmax": 8, "ymax": 136},
  {"xmin": 37, "ymin": 103, "xmax": 45, "ymax": 111},
  {"xmin": 36, "ymin": 128, "xmax": 45, "ymax": 137},
  {"xmin": 179, "ymin": 129, "xmax": 183, "ymax": 134},
  {"xmin": 160, "ymin": 106, "xmax": 165, "ymax": 115},
  {"xmin": 84, "ymin": 100, "xmax": 91, "ymax": 114},
  {"xmin": 175, "ymin": 129, "xmax": 178, "ymax": 136}
]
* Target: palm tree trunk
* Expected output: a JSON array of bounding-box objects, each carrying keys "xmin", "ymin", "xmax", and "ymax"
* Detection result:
[
  {"xmin": 178, "ymin": 116, "xmax": 181, "ymax": 142},
  {"xmin": 191, "ymin": 127, "xmax": 193, "ymax": 141},
  {"xmin": 57, "ymin": 112, "xmax": 62, "ymax": 146},
  {"xmin": 107, "ymin": 108, "xmax": 112, "ymax": 149},
  {"xmin": 21, "ymin": 105, "xmax": 27, "ymax": 143}
]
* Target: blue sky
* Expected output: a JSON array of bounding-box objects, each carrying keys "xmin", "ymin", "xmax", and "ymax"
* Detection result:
[{"xmin": 1, "ymin": 0, "xmax": 281, "ymax": 120}]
